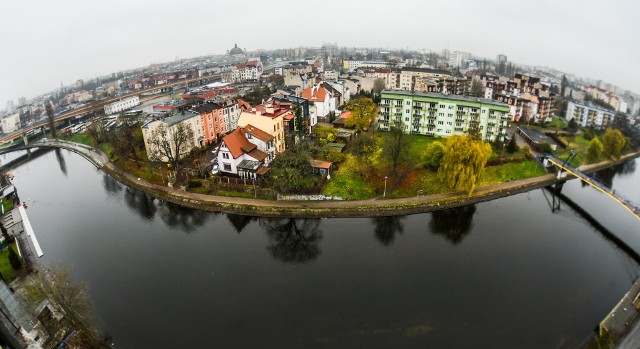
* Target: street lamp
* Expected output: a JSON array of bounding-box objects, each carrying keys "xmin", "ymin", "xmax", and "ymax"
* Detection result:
[{"xmin": 383, "ymin": 176, "xmax": 388, "ymax": 198}]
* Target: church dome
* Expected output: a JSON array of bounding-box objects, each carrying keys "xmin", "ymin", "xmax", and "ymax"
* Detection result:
[{"xmin": 229, "ymin": 44, "xmax": 244, "ymax": 55}]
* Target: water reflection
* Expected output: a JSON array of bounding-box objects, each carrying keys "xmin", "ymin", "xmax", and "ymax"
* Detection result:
[
  {"xmin": 226, "ymin": 214, "xmax": 256, "ymax": 233},
  {"xmin": 102, "ymin": 173, "xmax": 123, "ymax": 196},
  {"xmin": 159, "ymin": 202, "xmax": 210, "ymax": 233},
  {"xmin": 595, "ymin": 160, "xmax": 637, "ymax": 188},
  {"xmin": 54, "ymin": 149, "xmax": 67, "ymax": 176},
  {"xmin": 372, "ymin": 216, "xmax": 405, "ymax": 247},
  {"xmin": 124, "ymin": 188, "xmax": 157, "ymax": 221},
  {"xmin": 429, "ymin": 205, "xmax": 476, "ymax": 244},
  {"xmin": 260, "ymin": 218, "xmax": 323, "ymax": 264}
]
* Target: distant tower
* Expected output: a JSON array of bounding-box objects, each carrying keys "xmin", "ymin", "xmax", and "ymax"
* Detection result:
[{"xmin": 496, "ymin": 54, "xmax": 508, "ymax": 64}]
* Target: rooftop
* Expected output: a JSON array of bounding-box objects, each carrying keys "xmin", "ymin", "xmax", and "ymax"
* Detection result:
[
  {"xmin": 162, "ymin": 111, "xmax": 200, "ymax": 126},
  {"xmin": 381, "ymin": 90, "xmax": 510, "ymax": 109}
]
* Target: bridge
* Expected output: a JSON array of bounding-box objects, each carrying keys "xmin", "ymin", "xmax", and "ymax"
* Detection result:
[
  {"xmin": 545, "ymin": 154, "xmax": 640, "ymax": 221},
  {"xmin": 0, "ymin": 74, "xmax": 221, "ymax": 145}
]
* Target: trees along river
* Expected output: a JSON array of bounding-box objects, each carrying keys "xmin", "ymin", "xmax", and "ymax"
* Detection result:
[{"xmin": 9, "ymin": 149, "xmax": 640, "ymax": 349}]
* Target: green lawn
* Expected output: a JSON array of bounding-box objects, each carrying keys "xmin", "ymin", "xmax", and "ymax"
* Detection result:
[
  {"xmin": 322, "ymin": 174, "xmax": 376, "ymax": 199},
  {"xmin": 480, "ymin": 160, "xmax": 546, "ymax": 186},
  {"xmin": 0, "ymin": 199, "xmax": 13, "ymax": 214},
  {"xmin": 0, "ymin": 243, "xmax": 22, "ymax": 283},
  {"xmin": 65, "ymin": 133, "xmax": 96, "ymax": 146}
]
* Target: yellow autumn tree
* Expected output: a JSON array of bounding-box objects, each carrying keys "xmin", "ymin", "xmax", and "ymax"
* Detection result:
[
  {"xmin": 344, "ymin": 97, "xmax": 378, "ymax": 132},
  {"xmin": 438, "ymin": 135, "xmax": 492, "ymax": 196}
]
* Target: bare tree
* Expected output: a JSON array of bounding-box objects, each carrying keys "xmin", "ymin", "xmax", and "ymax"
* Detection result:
[
  {"xmin": 85, "ymin": 119, "xmax": 107, "ymax": 144},
  {"xmin": 114, "ymin": 116, "xmax": 143, "ymax": 166},
  {"xmin": 147, "ymin": 123, "xmax": 195, "ymax": 170},
  {"xmin": 45, "ymin": 100, "xmax": 56, "ymax": 138}
]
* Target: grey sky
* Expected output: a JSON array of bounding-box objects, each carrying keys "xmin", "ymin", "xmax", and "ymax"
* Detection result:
[{"xmin": 1, "ymin": 0, "xmax": 638, "ymax": 109}]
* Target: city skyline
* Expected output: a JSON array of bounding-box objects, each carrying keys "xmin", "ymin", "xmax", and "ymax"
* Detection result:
[{"xmin": 1, "ymin": 0, "xmax": 639, "ymax": 109}]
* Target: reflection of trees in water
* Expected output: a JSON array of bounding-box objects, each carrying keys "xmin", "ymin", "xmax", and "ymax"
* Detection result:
[
  {"xmin": 429, "ymin": 205, "xmax": 476, "ymax": 244},
  {"xmin": 159, "ymin": 202, "xmax": 210, "ymax": 233},
  {"xmin": 260, "ymin": 218, "xmax": 322, "ymax": 264},
  {"xmin": 124, "ymin": 188, "xmax": 157, "ymax": 220},
  {"xmin": 226, "ymin": 214, "xmax": 256, "ymax": 233},
  {"xmin": 102, "ymin": 173, "xmax": 123, "ymax": 196},
  {"xmin": 372, "ymin": 216, "xmax": 405, "ymax": 246},
  {"xmin": 595, "ymin": 160, "xmax": 636, "ymax": 187},
  {"xmin": 54, "ymin": 149, "xmax": 67, "ymax": 176}
]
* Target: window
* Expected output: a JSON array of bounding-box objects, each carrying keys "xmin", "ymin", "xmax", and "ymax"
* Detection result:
[
  {"xmin": 209, "ymin": 124, "xmax": 213, "ymax": 129},
  {"xmin": 447, "ymin": 122, "xmax": 452, "ymax": 126},
  {"xmin": 222, "ymin": 153, "xmax": 229, "ymax": 159},
  {"xmin": 406, "ymin": 109, "xmax": 410, "ymax": 114},
  {"xmin": 448, "ymin": 113, "xmax": 453, "ymax": 118},
  {"xmin": 437, "ymin": 121, "xmax": 444, "ymax": 125},
  {"xmin": 406, "ymin": 101, "xmax": 411, "ymax": 105},
  {"xmin": 439, "ymin": 113, "xmax": 444, "ymax": 117},
  {"xmin": 439, "ymin": 104, "xmax": 445, "ymax": 109},
  {"xmin": 482, "ymin": 110, "xmax": 486, "ymax": 114},
  {"xmin": 223, "ymin": 163, "xmax": 231, "ymax": 171},
  {"xmin": 405, "ymin": 117, "xmax": 409, "ymax": 121},
  {"xmin": 448, "ymin": 105, "xmax": 453, "ymax": 109}
]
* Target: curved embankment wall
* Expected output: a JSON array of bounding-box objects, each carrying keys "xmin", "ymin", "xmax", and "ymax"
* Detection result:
[{"xmin": 31, "ymin": 141, "xmax": 640, "ymax": 218}]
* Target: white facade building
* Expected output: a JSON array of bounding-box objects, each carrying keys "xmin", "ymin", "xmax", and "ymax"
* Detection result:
[
  {"xmin": 565, "ymin": 101, "xmax": 616, "ymax": 129},
  {"xmin": 141, "ymin": 111, "xmax": 201, "ymax": 162},
  {"xmin": 104, "ymin": 96, "xmax": 140, "ymax": 115},
  {"xmin": 1, "ymin": 113, "xmax": 21, "ymax": 134},
  {"xmin": 217, "ymin": 125, "xmax": 275, "ymax": 179}
]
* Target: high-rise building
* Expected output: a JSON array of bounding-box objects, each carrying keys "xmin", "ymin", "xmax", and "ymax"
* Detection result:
[
  {"xmin": 496, "ymin": 54, "xmax": 508, "ymax": 64},
  {"xmin": 448, "ymin": 51, "xmax": 471, "ymax": 69},
  {"xmin": 17, "ymin": 97, "xmax": 27, "ymax": 106}
]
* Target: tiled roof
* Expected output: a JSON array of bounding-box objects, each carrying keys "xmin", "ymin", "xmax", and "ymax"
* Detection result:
[
  {"xmin": 244, "ymin": 124, "xmax": 273, "ymax": 142},
  {"xmin": 221, "ymin": 128, "xmax": 252, "ymax": 159},
  {"xmin": 310, "ymin": 159, "xmax": 332, "ymax": 169},
  {"xmin": 248, "ymin": 148, "xmax": 267, "ymax": 161},
  {"xmin": 301, "ymin": 85, "xmax": 328, "ymax": 102},
  {"xmin": 193, "ymin": 103, "xmax": 223, "ymax": 114}
]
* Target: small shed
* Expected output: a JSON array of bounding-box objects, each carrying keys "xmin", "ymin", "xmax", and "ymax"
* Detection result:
[{"xmin": 309, "ymin": 159, "xmax": 334, "ymax": 178}]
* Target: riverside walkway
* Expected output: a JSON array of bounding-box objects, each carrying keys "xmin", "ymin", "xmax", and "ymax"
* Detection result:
[{"xmin": 7, "ymin": 139, "xmax": 640, "ymax": 218}]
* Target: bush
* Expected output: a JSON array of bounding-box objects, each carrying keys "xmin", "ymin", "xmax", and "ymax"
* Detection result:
[{"xmin": 188, "ymin": 180, "xmax": 202, "ymax": 188}]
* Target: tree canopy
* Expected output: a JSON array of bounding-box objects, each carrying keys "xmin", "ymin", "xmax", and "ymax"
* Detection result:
[
  {"xmin": 344, "ymin": 97, "xmax": 378, "ymax": 132},
  {"xmin": 602, "ymin": 128, "xmax": 625, "ymax": 159},
  {"xmin": 267, "ymin": 145, "xmax": 317, "ymax": 194},
  {"xmin": 438, "ymin": 136, "xmax": 492, "ymax": 195},
  {"xmin": 586, "ymin": 137, "xmax": 603, "ymax": 163}
]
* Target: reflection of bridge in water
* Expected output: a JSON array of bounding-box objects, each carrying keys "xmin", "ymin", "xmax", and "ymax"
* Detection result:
[{"xmin": 545, "ymin": 154, "xmax": 640, "ymax": 221}]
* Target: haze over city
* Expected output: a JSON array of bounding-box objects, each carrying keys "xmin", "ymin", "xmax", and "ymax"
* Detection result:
[{"xmin": 1, "ymin": 0, "xmax": 639, "ymax": 108}]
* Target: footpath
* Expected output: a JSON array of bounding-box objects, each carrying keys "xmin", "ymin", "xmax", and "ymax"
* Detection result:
[{"xmin": 37, "ymin": 139, "xmax": 640, "ymax": 218}]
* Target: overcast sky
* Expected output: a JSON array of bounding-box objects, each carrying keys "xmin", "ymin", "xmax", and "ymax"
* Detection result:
[{"xmin": 1, "ymin": 0, "xmax": 639, "ymax": 109}]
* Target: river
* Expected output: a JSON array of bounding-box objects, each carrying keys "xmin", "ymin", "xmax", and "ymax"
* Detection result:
[{"xmin": 9, "ymin": 149, "xmax": 640, "ymax": 348}]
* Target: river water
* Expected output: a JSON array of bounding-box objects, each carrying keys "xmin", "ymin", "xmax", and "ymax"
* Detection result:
[{"xmin": 9, "ymin": 150, "xmax": 640, "ymax": 348}]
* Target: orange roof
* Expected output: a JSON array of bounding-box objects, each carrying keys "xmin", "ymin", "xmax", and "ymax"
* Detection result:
[
  {"xmin": 339, "ymin": 111, "xmax": 352, "ymax": 119},
  {"xmin": 237, "ymin": 99, "xmax": 252, "ymax": 111},
  {"xmin": 221, "ymin": 128, "xmax": 252, "ymax": 159},
  {"xmin": 248, "ymin": 148, "xmax": 267, "ymax": 161},
  {"xmin": 244, "ymin": 124, "xmax": 273, "ymax": 142},
  {"xmin": 256, "ymin": 166, "xmax": 270, "ymax": 175},
  {"xmin": 301, "ymin": 85, "xmax": 328, "ymax": 102},
  {"xmin": 310, "ymin": 159, "xmax": 332, "ymax": 169}
]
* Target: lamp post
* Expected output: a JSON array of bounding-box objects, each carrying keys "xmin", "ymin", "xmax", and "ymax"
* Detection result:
[{"xmin": 383, "ymin": 176, "xmax": 388, "ymax": 198}]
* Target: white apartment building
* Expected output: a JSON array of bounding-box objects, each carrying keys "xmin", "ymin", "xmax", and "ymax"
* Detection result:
[
  {"xmin": 104, "ymin": 96, "xmax": 140, "ymax": 115},
  {"xmin": 565, "ymin": 101, "xmax": 616, "ymax": 129},
  {"xmin": 448, "ymin": 51, "xmax": 471, "ymax": 69},
  {"xmin": 1, "ymin": 113, "xmax": 21, "ymax": 134}
]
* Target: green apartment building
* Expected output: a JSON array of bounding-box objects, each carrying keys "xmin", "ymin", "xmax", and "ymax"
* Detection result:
[{"xmin": 378, "ymin": 90, "xmax": 510, "ymax": 142}]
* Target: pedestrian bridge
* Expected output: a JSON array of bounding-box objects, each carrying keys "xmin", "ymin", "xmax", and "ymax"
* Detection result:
[{"xmin": 545, "ymin": 154, "xmax": 640, "ymax": 221}]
